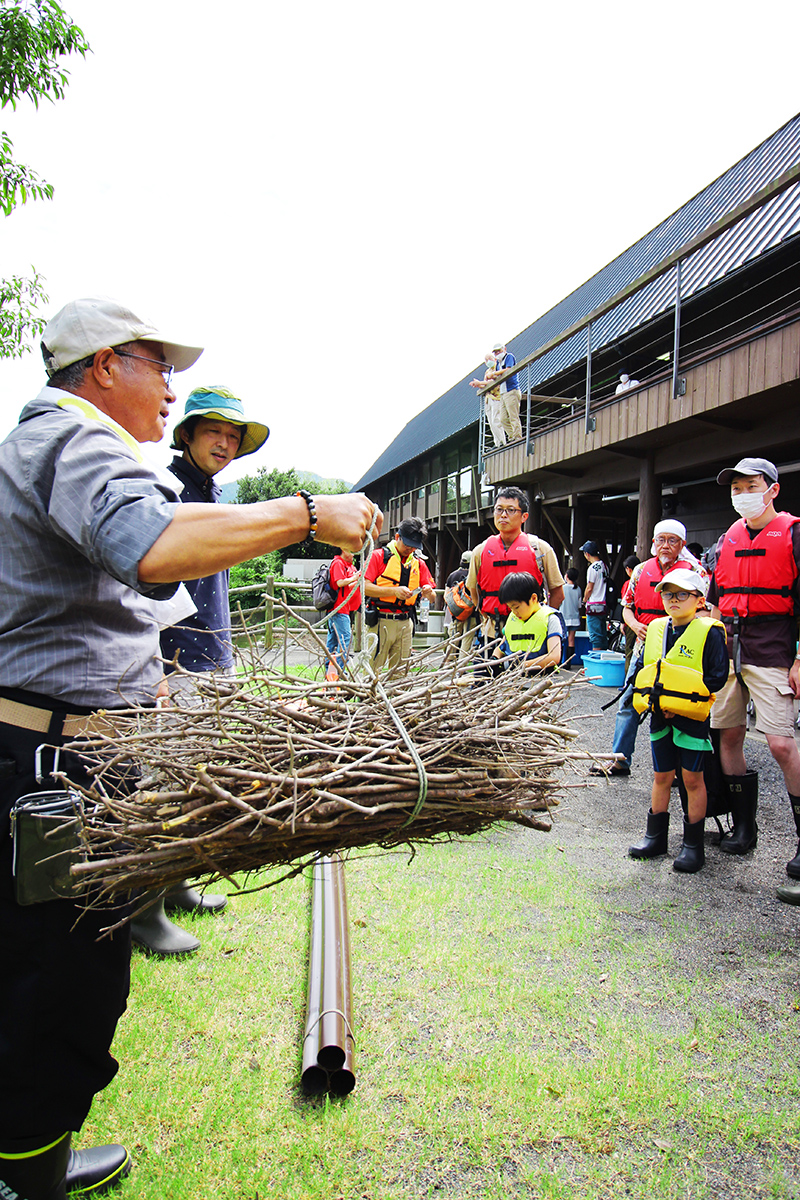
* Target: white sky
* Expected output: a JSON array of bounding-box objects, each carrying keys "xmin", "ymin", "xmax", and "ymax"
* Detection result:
[{"xmin": 2, "ymin": 0, "xmax": 799, "ymax": 485}]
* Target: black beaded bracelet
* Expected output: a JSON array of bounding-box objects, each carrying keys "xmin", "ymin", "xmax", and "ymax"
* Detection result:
[{"xmin": 296, "ymin": 489, "xmax": 318, "ymax": 546}]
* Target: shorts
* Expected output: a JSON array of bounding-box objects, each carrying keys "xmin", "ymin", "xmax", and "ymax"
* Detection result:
[
  {"xmin": 650, "ymin": 727, "xmax": 708, "ymax": 774},
  {"xmin": 710, "ymin": 662, "xmax": 797, "ymax": 738}
]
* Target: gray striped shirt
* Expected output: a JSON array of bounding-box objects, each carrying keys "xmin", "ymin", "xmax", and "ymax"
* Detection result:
[{"xmin": 0, "ymin": 387, "xmax": 180, "ymax": 708}]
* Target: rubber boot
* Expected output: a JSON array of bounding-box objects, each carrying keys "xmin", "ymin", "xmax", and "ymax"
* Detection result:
[
  {"xmin": 164, "ymin": 881, "xmax": 227, "ymax": 914},
  {"xmin": 66, "ymin": 1142, "xmax": 131, "ymax": 1195},
  {"xmin": 785, "ymin": 795, "xmax": 800, "ymax": 879},
  {"xmin": 628, "ymin": 809, "xmax": 669, "ymax": 859},
  {"xmin": 673, "ymin": 818, "xmax": 705, "ymax": 873},
  {"xmin": 0, "ymin": 1131, "xmax": 70, "ymax": 1200},
  {"xmin": 130, "ymin": 892, "xmax": 201, "ymax": 956},
  {"xmin": 719, "ymin": 772, "xmax": 758, "ymax": 855},
  {"xmin": 776, "ymin": 880, "xmax": 800, "ymax": 906}
]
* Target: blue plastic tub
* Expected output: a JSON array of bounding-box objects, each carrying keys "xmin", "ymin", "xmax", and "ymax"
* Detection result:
[{"xmin": 583, "ymin": 650, "xmax": 626, "ymax": 688}]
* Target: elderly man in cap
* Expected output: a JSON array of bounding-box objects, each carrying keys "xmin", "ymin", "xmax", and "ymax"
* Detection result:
[
  {"xmin": 490, "ymin": 342, "xmax": 523, "ymax": 443},
  {"xmin": 364, "ymin": 517, "xmax": 436, "ymax": 671},
  {"xmin": 707, "ymin": 458, "xmax": 800, "ymax": 903},
  {"xmin": 591, "ymin": 519, "xmax": 705, "ymax": 777},
  {"xmin": 124, "ymin": 387, "xmax": 272, "ymax": 957},
  {"xmin": 0, "ymin": 296, "xmax": 379, "ymax": 1200}
]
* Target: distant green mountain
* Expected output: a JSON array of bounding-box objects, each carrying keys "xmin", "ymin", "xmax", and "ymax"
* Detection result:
[{"xmin": 218, "ymin": 471, "xmax": 353, "ymax": 505}]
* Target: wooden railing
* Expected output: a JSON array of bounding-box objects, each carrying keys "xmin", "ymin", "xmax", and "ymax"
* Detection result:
[{"xmin": 388, "ymin": 466, "xmax": 494, "ymax": 532}]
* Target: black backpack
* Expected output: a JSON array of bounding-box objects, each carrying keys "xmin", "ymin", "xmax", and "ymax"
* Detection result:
[{"xmin": 311, "ymin": 562, "xmax": 337, "ymax": 611}]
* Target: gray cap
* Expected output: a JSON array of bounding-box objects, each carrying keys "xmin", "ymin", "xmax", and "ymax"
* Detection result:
[{"xmin": 717, "ymin": 457, "xmax": 778, "ymax": 486}]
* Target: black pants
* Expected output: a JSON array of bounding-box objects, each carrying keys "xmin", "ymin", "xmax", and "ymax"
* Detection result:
[{"xmin": 0, "ymin": 722, "xmax": 131, "ymax": 1139}]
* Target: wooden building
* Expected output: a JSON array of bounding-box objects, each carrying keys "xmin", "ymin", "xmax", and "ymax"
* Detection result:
[{"xmin": 353, "ymin": 114, "xmax": 800, "ymax": 588}]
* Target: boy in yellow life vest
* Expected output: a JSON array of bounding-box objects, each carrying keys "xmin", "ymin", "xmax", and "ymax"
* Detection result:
[
  {"xmin": 491, "ymin": 572, "xmax": 565, "ymax": 672},
  {"xmin": 628, "ymin": 568, "xmax": 728, "ymax": 873}
]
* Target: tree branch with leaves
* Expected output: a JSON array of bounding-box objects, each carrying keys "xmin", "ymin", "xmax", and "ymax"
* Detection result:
[{"xmin": 0, "ymin": 0, "xmax": 89, "ymax": 358}]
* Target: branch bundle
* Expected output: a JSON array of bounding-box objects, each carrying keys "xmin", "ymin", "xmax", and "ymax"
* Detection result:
[{"xmin": 64, "ymin": 660, "xmax": 584, "ymax": 899}]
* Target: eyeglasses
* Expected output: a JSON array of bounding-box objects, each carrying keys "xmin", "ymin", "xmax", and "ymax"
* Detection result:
[
  {"xmin": 662, "ymin": 590, "xmax": 696, "ymax": 602},
  {"xmin": 654, "ymin": 536, "xmax": 682, "ymax": 547},
  {"xmin": 494, "ymin": 506, "xmax": 521, "ymax": 517},
  {"xmin": 115, "ymin": 350, "xmax": 174, "ymax": 388}
]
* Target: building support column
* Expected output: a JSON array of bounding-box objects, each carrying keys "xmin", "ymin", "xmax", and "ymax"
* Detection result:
[
  {"xmin": 571, "ymin": 497, "xmax": 590, "ymax": 569},
  {"xmin": 637, "ymin": 455, "xmax": 660, "ymax": 559}
]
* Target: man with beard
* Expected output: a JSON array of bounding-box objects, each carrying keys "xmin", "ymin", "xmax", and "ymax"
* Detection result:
[{"xmin": 590, "ymin": 520, "xmax": 705, "ymax": 777}]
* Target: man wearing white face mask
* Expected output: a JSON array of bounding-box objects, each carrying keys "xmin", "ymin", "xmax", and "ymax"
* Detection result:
[{"xmin": 708, "ymin": 459, "xmax": 800, "ymax": 901}]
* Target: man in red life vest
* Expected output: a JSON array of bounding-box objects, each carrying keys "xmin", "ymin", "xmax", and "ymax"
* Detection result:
[
  {"xmin": 707, "ymin": 458, "xmax": 800, "ymax": 904},
  {"xmin": 589, "ymin": 519, "xmax": 705, "ymax": 776},
  {"xmin": 466, "ymin": 487, "xmax": 564, "ymax": 659}
]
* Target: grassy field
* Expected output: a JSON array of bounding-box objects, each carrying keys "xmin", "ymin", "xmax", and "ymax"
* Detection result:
[{"xmin": 80, "ymin": 826, "xmax": 800, "ymax": 1200}]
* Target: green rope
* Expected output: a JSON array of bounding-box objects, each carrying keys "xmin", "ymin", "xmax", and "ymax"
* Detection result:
[{"xmin": 375, "ymin": 679, "xmax": 428, "ymax": 825}]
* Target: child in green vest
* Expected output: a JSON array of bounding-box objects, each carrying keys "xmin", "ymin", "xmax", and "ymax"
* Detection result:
[
  {"xmin": 628, "ymin": 568, "xmax": 728, "ymax": 873},
  {"xmin": 492, "ymin": 572, "xmax": 564, "ymax": 672}
]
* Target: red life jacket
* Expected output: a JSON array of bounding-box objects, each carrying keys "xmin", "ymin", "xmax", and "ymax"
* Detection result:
[
  {"xmin": 632, "ymin": 555, "xmax": 696, "ymax": 626},
  {"xmin": 477, "ymin": 533, "xmax": 544, "ymax": 618},
  {"xmin": 715, "ymin": 512, "xmax": 799, "ymax": 620}
]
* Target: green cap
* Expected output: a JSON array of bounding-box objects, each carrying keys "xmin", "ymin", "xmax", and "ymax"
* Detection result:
[{"xmin": 171, "ymin": 385, "xmax": 269, "ymax": 458}]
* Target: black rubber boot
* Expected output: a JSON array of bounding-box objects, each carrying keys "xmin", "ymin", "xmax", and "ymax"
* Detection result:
[
  {"xmin": 66, "ymin": 1142, "xmax": 131, "ymax": 1195},
  {"xmin": 165, "ymin": 881, "xmax": 228, "ymax": 914},
  {"xmin": 719, "ymin": 772, "xmax": 758, "ymax": 855},
  {"xmin": 628, "ymin": 809, "xmax": 669, "ymax": 859},
  {"xmin": 0, "ymin": 1131, "xmax": 70, "ymax": 1199},
  {"xmin": 130, "ymin": 892, "xmax": 201, "ymax": 956},
  {"xmin": 673, "ymin": 818, "xmax": 705, "ymax": 873},
  {"xmin": 785, "ymin": 796, "xmax": 800, "ymax": 879}
]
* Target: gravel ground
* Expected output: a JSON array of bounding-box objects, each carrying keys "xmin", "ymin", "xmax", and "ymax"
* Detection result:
[
  {"xmin": 535, "ymin": 671, "xmax": 800, "ymax": 998},
  {"xmin": 553, "ymin": 672, "xmax": 800, "ymax": 921}
]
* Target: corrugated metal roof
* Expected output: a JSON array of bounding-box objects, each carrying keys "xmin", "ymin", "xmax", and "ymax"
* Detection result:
[{"xmin": 353, "ymin": 112, "xmax": 800, "ymax": 492}]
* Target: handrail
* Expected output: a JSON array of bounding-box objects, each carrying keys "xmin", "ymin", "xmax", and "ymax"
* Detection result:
[{"xmin": 480, "ymin": 162, "xmax": 800, "ymax": 396}]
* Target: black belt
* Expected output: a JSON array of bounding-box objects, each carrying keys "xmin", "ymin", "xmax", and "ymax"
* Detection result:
[{"xmin": 377, "ymin": 611, "xmax": 412, "ymax": 621}]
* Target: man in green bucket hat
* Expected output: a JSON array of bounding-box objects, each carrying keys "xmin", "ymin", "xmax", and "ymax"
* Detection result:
[{"xmin": 131, "ymin": 387, "xmax": 271, "ymax": 956}]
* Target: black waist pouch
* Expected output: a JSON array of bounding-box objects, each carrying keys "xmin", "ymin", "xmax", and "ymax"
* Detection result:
[{"xmin": 10, "ymin": 790, "xmax": 84, "ymax": 905}]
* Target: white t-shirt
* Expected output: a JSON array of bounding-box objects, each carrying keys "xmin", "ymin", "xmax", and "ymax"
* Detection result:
[{"xmin": 586, "ymin": 560, "xmax": 607, "ymax": 609}]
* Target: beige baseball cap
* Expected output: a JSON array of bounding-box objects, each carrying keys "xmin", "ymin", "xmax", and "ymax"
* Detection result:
[
  {"xmin": 655, "ymin": 568, "xmax": 707, "ymax": 596},
  {"xmin": 41, "ymin": 296, "xmax": 204, "ymax": 376}
]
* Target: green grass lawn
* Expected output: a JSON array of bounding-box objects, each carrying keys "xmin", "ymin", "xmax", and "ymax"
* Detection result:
[{"xmin": 81, "ymin": 832, "xmax": 800, "ymax": 1199}]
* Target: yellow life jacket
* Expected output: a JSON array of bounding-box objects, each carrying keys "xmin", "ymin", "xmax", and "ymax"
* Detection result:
[
  {"xmin": 633, "ymin": 616, "xmax": 725, "ymax": 721},
  {"xmin": 374, "ymin": 541, "xmax": 421, "ymax": 610},
  {"xmin": 504, "ymin": 605, "xmax": 556, "ymax": 656}
]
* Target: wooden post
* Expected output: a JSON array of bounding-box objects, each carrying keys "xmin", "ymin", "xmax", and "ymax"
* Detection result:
[{"xmin": 637, "ymin": 455, "xmax": 660, "ymax": 559}]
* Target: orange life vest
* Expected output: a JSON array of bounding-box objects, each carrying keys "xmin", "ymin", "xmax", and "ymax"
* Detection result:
[{"xmin": 632, "ymin": 556, "xmax": 696, "ymax": 626}]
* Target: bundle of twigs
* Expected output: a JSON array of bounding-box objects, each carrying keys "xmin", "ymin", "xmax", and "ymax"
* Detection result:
[{"xmin": 63, "ymin": 652, "xmax": 595, "ymax": 901}]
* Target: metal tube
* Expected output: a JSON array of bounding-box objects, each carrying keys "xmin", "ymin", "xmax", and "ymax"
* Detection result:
[
  {"xmin": 672, "ymin": 258, "xmax": 682, "ymax": 399},
  {"xmin": 328, "ymin": 854, "xmax": 355, "ymax": 1096},
  {"xmin": 525, "ymin": 361, "xmax": 532, "ymax": 456},
  {"xmin": 301, "ymin": 858, "xmax": 327, "ymax": 1095},
  {"xmin": 318, "ymin": 855, "xmax": 346, "ymax": 1072},
  {"xmin": 584, "ymin": 322, "xmax": 593, "ymax": 435}
]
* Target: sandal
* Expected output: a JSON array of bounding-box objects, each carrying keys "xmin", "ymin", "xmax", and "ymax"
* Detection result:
[{"xmin": 589, "ymin": 762, "xmax": 630, "ymax": 777}]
